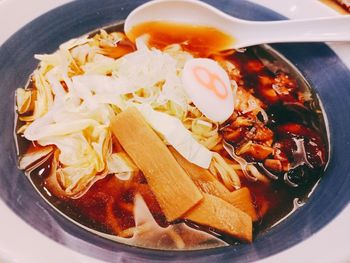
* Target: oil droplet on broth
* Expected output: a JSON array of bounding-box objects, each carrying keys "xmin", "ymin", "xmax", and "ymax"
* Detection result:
[{"xmin": 128, "ymin": 21, "xmax": 235, "ymax": 57}]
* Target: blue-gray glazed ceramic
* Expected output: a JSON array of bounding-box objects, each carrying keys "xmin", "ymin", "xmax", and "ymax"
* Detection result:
[{"xmin": 0, "ymin": 0, "xmax": 349, "ymax": 262}]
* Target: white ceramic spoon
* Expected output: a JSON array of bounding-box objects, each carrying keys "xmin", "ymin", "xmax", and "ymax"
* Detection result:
[{"xmin": 124, "ymin": 0, "xmax": 350, "ymax": 49}]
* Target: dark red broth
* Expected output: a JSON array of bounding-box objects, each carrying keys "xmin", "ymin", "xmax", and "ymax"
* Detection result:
[{"xmin": 17, "ymin": 23, "xmax": 328, "ymax": 246}]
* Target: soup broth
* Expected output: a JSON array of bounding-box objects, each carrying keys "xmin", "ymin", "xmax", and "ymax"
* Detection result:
[{"xmin": 15, "ymin": 22, "xmax": 328, "ymax": 250}]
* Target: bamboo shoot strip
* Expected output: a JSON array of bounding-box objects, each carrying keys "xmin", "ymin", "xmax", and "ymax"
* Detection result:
[
  {"xmin": 111, "ymin": 107, "xmax": 203, "ymax": 222},
  {"xmin": 184, "ymin": 194, "xmax": 253, "ymax": 243},
  {"xmin": 169, "ymin": 147, "xmax": 229, "ymax": 196},
  {"xmin": 223, "ymin": 188, "xmax": 258, "ymax": 222},
  {"xmin": 170, "ymin": 147, "xmax": 258, "ymax": 221}
]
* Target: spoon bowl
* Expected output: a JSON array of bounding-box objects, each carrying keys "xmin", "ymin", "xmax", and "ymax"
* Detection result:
[{"xmin": 125, "ymin": 0, "xmax": 350, "ymax": 49}]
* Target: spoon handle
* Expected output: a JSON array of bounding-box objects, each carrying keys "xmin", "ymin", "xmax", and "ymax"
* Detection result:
[{"xmin": 233, "ymin": 16, "xmax": 350, "ymax": 48}]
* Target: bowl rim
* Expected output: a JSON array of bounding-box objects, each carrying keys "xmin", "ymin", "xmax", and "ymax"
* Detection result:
[{"xmin": 0, "ymin": 0, "xmax": 349, "ymax": 262}]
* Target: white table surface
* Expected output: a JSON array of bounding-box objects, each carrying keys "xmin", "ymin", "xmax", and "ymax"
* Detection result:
[{"xmin": 0, "ymin": 0, "xmax": 349, "ymax": 263}]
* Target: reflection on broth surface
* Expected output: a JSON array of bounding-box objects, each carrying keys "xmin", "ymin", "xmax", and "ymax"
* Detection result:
[{"xmin": 15, "ymin": 22, "xmax": 328, "ymax": 250}]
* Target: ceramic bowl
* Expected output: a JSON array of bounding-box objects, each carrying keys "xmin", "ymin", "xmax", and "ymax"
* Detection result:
[{"xmin": 0, "ymin": 0, "xmax": 349, "ymax": 262}]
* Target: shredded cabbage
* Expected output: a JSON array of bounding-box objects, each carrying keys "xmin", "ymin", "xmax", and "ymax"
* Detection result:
[
  {"xmin": 107, "ymin": 152, "xmax": 139, "ymax": 181},
  {"xmin": 135, "ymin": 104, "xmax": 213, "ymax": 168},
  {"xmin": 16, "ymin": 30, "xmax": 238, "ymax": 197}
]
